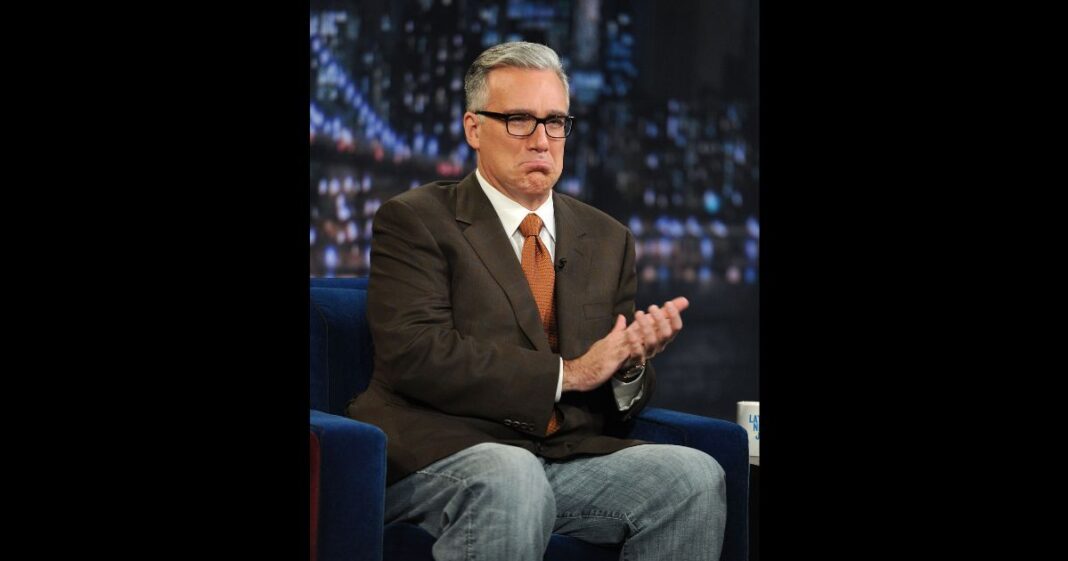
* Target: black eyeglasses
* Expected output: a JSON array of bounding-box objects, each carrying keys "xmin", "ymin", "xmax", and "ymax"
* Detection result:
[{"xmin": 475, "ymin": 111, "xmax": 575, "ymax": 138}]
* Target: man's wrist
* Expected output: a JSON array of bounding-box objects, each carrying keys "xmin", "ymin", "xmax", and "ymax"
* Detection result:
[
  {"xmin": 562, "ymin": 359, "xmax": 580, "ymax": 391},
  {"xmin": 613, "ymin": 361, "xmax": 645, "ymax": 383}
]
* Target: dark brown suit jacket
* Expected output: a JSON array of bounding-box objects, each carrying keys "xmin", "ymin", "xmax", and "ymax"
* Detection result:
[{"xmin": 347, "ymin": 173, "xmax": 654, "ymax": 485}]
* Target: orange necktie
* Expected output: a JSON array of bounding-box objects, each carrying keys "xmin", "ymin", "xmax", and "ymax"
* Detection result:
[{"xmin": 519, "ymin": 213, "xmax": 561, "ymax": 435}]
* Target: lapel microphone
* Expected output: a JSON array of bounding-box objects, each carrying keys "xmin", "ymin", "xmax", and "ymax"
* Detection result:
[{"xmin": 556, "ymin": 257, "xmax": 567, "ymax": 271}]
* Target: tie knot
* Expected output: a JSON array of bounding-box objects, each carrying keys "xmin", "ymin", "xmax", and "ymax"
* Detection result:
[{"xmin": 519, "ymin": 213, "xmax": 543, "ymax": 237}]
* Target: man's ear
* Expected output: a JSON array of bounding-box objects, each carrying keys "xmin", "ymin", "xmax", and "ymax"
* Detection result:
[{"xmin": 463, "ymin": 112, "xmax": 480, "ymax": 150}]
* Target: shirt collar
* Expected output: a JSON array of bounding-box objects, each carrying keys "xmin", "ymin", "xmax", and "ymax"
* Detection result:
[{"xmin": 475, "ymin": 168, "xmax": 555, "ymax": 242}]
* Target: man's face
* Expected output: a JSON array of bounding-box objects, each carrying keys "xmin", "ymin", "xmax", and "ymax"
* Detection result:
[{"xmin": 463, "ymin": 67, "xmax": 568, "ymax": 209}]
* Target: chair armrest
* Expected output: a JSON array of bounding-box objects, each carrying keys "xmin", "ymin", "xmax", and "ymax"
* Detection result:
[
  {"xmin": 310, "ymin": 409, "xmax": 387, "ymax": 561},
  {"xmin": 627, "ymin": 407, "xmax": 750, "ymax": 561},
  {"xmin": 628, "ymin": 407, "xmax": 748, "ymax": 463}
]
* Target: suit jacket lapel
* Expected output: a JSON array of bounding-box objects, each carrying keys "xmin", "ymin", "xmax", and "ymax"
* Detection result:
[
  {"xmin": 455, "ymin": 174, "xmax": 551, "ymax": 352},
  {"xmin": 552, "ymin": 193, "xmax": 590, "ymax": 360}
]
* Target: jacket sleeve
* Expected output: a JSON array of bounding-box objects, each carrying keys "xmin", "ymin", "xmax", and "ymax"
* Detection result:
[{"xmin": 610, "ymin": 229, "xmax": 656, "ymax": 423}]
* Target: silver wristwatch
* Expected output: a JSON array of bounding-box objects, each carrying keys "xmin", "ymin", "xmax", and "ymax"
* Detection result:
[{"xmin": 614, "ymin": 361, "xmax": 646, "ymax": 383}]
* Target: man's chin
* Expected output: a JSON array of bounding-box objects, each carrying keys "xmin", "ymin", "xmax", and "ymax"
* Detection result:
[{"xmin": 522, "ymin": 171, "xmax": 559, "ymax": 191}]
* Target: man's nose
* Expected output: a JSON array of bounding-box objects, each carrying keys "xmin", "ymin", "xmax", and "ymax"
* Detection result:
[{"xmin": 526, "ymin": 122, "xmax": 551, "ymax": 150}]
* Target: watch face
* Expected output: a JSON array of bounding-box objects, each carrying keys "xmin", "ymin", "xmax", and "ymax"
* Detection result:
[{"xmin": 615, "ymin": 362, "xmax": 644, "ymax": 383}]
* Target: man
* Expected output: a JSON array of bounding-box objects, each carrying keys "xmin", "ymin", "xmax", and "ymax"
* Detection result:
[{"xmin": 347, "ymin": 41, "xmax": 726, "ymax": 561}]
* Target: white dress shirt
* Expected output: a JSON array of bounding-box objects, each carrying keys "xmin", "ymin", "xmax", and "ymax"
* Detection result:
[{"xmin": 475, "ymin": 169, "xmax": 644, "ymax": 410}]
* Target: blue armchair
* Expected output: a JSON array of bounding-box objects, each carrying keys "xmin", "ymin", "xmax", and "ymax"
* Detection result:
[{"xmin": 310, "ymin": 277, "xmax": 749, "ymax": 561}]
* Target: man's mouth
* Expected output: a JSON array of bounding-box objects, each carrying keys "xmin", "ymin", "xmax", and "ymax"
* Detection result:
[{"xmin": 521, "ymin": 161, "xmax": 552, "ymax": 172}]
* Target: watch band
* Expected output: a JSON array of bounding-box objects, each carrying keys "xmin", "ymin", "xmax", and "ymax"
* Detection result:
[{"xmin": 614, "ymin": 361, "xmax": 646, "ymax": 383}]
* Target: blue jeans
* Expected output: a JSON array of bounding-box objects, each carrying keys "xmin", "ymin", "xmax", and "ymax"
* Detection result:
[{"xmin": 384, "ymin": 442, "xmax": 727, "ymax": 561}]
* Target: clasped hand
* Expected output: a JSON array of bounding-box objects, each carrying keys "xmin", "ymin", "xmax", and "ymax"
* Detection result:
[{"xmin": 562, "ymin": 297, "xmax": 689, "ymax": 392}]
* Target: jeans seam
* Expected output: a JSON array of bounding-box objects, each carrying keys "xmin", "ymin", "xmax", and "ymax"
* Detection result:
[
  {"xmin": 415, "ymin": 469, "xmax": 468, "ymax": 485},
  {"xmin": 558, "ymin": 509, "xmax": 636, "ymax": 523},
  {"xmin": 466, "ymin": 498, "xmax": 475, "ymax": 561}
]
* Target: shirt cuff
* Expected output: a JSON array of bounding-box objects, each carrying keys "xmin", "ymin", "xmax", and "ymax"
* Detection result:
[
  {"xmin": 611, "ymin": 373, "xmax": 645, "ymax": 411},
  {"xmin": 555, "ymin": 358, "xmax": 563, "ymax": 403}
]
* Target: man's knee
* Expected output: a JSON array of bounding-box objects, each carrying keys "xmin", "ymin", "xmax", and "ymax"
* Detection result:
[
  {"xmin": 464, "ymin": 443, "xmax": 543, "ymax": 476},
  {"xmin": 462, "ymin": 443, "xmax": 553, "ymax": 505},
  {"xmin": 648, "ymin": 445, "xmax": 726, "ymax": 501}
]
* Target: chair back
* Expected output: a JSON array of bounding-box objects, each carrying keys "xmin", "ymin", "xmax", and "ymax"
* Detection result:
[{"xmin": 310, "ymin": 277, "xmax": 374, "ymax": 415}]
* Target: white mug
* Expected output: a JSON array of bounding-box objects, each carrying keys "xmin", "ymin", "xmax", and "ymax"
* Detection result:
[{"xmin": 737, "ymin": 401, "xmax": 759, "ymax": 456}]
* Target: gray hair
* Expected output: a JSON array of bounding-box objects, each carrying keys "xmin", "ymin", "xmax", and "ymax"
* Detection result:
[{"xmin": 464, "ymin": 41, "xmax": 570, "ymax": 112}]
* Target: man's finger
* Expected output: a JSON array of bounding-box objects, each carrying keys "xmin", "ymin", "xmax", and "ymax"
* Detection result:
[
  {"xmin": 667, "ymin": 297, "xmax": 689, "ymax": 313},
  {"xmin": 648, "ymin": 305, "xmax": 673, "ymax": 340},
  {"xmin": 664, "ymin": 301, "xmax": 684, "ymax": 331},
  {"xmin": 637, "ymin": 311, "xmax": 657, "ymax": 348}
]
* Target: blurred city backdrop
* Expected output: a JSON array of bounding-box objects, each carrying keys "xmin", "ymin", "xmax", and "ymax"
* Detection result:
[{"xmin": 310, "ymin": 0, "xmax": 759, "ymax": 421}]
